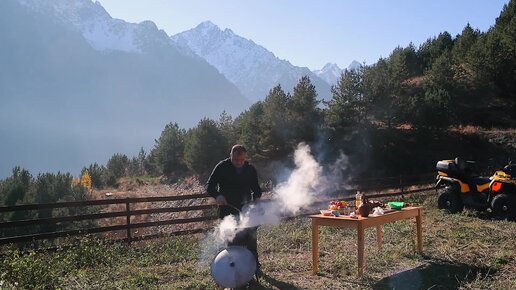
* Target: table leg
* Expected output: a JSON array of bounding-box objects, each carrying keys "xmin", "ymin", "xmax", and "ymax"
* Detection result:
[
  {"xmin": 376, "ymin": 225, "xmax": 382, "ymax": 250},
  {"xmin": 416, "ymin": 209, "xmax": 423, "ymax": 254},
  {"xmin": 357, "ymin": 223, "xmax": 365, "ymax": 277},
  {"xmin": 312, "ymin": 219, "xmax": 319, "ymax": 274}
]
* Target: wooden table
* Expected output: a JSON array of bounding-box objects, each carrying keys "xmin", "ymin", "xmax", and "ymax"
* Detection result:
[{"xmin": 310, "ymin": 206, "xmax": 423, "ymax": 276}]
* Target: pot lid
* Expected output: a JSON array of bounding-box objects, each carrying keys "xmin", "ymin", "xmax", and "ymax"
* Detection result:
[{"xmin": 211, "ymin": 246, "xmax": 257, "ymax": 288}]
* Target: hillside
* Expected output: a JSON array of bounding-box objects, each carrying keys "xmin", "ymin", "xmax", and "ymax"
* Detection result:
[
  {"xmin": 0, "ymin": 0, "xmax": 249, "ymax": 178},
  {"xmin": 0, "ymin": 192, "xmax": 514, "ymax": 289}
]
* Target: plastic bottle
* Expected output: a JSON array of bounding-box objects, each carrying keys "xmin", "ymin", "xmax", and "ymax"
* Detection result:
[{"xmin": 355, "ymin": 191, "xmax": 363, "ymax": 208}]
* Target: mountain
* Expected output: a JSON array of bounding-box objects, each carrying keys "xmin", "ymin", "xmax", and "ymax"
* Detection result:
[
  {"xmin": 0, "ymin": 0, "xmax": 250, "ymax": 178},
  {"xmin": 17, "ymin": 0, "xmax": 174, "ymax": 54},
  {"xmin": 313, "ymin": 63, "xmax": 342, "ymax": 85},
  {"xmin": 313, "ymin": 61, "xmax": 362, "ymax": 85},
  {"xmin": 170, "ymin": 21, "xmax": 331, "ymax": 102},
  {"xmin": 347, "ymin": 60, "xmax": 362, "ymax": 71}
]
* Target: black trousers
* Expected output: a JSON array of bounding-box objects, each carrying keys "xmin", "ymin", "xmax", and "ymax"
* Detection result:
[{"xmin": 219, "ymin": 206, "xmax": 259, "ymax": 265}]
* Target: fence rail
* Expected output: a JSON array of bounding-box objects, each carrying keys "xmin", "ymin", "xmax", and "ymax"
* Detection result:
[
  {"xmin": 0, "ymin": 173, "xmax": 436, "ymax": 246},
  {"xmin": 0, "ymin": 194, "xmax": 218, "ymax": 245}
]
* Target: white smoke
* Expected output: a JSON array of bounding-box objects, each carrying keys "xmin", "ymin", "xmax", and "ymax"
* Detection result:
[
  {"xmin": 213, "ymin": 143, "xmax": 323, "ymax": 243},
  {"xmin": 201, "ymin": 143, "xmax": 349, "ymax": 263},
  {"xmin": 274, "ymin": 143, "xmax": 322, "ymax": 214}
]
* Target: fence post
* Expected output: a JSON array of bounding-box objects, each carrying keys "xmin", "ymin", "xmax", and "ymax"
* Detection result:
[
  {"xmin": 400, "ymin": 175, "xmax": 404, "ymax": 198},
  {"xmin": 125, "ymin": 199, "xmax": 132, "ymax": 243}
]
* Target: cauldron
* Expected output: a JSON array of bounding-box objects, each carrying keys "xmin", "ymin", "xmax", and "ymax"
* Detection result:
[{"xmin": 211, "ymin": 245, "xmax": 257, "ymax": 288}]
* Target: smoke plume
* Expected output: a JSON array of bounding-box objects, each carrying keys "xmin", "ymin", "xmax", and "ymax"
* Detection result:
[{"xmin": 201, "ymin": 142, "xmax": 349, "ymax": 263}]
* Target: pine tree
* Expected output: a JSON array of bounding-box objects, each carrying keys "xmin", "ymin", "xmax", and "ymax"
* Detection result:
[
  {"xmin": 488, "ymin": 0, "xmax": 516, "ymax": 98},
  {"xmin": 424, "ymin": 50, "xmax": 455, "ymax": 92},
  {"xmin": 261, "ymin": 85, "xmax": 292, "ymax": 156},
  {"xmin": 325, "ymin": 67, "xmax": 364, "ymax": 132},
  {"xmin": 128, "ymin": 147, "xmax": 147, "ymax": 177},
  {"xmin": 150, "ymin": 123, "xmax": 186, "ymax": 177},
  {"xmin": 417, "ymin": 31, "xmax": 454, "ymax": 72},
  {"xmin": 82, "ymin": 163, "xmax": 106, "ymax": 189},
  {"xmin": 289, "ymin": 76, "xmax": 321, "ymax": 144},
  {"xmin": 105, "ymin": 154, "xmax": 129, "ymax": 186},
  {"xmin": 218, "ymin": 111, "xmax": 237, "ymax": 146},
  {"xmin": 363, "ymin": 59, "xmax": 391, "ymax": 125},
  {"xmin": 234, "ymin": 102, "xmax": 265, "ymax": 157},
  {"xmin": 452, "ymin": 24, "xmax": 480, "ymax": 63},
  {"xmin": 184, "ymin": 118, "xmax": 228, "ymax": 174},
  {"xmin": 0, "ymin": 167, "xmax": 32, "ymax": 207}
]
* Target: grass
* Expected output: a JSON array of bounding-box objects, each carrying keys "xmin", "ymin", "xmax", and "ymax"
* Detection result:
[{"xmin": 0, "ymin": 191, "xmax": 515, "ymax": 289}]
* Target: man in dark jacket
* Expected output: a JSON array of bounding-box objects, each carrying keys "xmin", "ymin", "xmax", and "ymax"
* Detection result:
[{"xmin": 206, "ymin": 144, "xmax": 262, "ymax": 277}]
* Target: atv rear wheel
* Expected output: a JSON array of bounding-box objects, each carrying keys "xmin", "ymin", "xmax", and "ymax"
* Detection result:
[
  {"xmin": 438, "ymin": 187, "xmax": 464, "ymax": 213},
  {"xmin": 491, "ymin": 194, "xmax": 515, "ymax": 221}
]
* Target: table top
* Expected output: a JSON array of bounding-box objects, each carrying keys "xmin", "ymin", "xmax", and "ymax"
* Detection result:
[{"xmin": 309, "ymin": 206, "xmax": 422, "ymax": 222}]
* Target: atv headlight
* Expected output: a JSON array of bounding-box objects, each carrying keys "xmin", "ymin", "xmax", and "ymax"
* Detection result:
[{"xmin": 491, "ymin": 181, "xmax": 503, "ymax": 192}]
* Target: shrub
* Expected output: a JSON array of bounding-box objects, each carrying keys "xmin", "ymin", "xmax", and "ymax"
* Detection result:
[{"xmin": 1, "ymin": 250, "xmax": 61, "ymax": 289}]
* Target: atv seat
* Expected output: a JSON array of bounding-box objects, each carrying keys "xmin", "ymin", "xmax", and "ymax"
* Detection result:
[
  {"xmin": 455, "ymin": 157, "xmax": 479, "ymax": 176},
  {"xmin": 455, "ymin": 157, "xmax": 466, "ymax": 171},
  {"xmin": 436, "ymin": 158, "xmax": 478, "ymax": 178}
]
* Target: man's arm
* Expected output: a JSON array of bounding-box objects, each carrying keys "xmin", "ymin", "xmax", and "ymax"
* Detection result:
[
  {"xmin": 206, "ymin": 162, "xmax": 221, "ymax": 198},
  {"xmin": 206, "ymin": 162, "xmax": 227, "ymax": 205}
]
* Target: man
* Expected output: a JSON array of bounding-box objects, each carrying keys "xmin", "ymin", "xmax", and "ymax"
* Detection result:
[{"xmin": 206, "ymin": 144, "xmax": 262, "ymax": 278}]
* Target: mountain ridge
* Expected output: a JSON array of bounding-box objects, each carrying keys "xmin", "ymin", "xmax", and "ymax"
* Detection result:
[
  {"xmin": 171, "ymin": 21, "xmax": 332, "ymax": 102},
  {"xmin": 1, "ymin": 0, "xmax": 357, "ymax": 178},
  {"xmin": 0, "ymin": 0, "xmax": 249, "ymax": 178},
  {"xmin": 312, "ymin": 60, "xmax": 362, "ymax": 85}
]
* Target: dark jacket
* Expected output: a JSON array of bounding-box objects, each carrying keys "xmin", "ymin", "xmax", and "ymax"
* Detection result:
[{"xmin": 206, "ymin": 158, "xmax": 262, "ymax": 215}]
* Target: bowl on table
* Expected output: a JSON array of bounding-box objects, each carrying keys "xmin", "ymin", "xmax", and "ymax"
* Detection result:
[
  {"xmin": 320, "ymin": 209, "xmax": 333, "ymax": 216},
  {"xmin": 338, "ymin": 206, "xmax": 355, "ymax": 215}
]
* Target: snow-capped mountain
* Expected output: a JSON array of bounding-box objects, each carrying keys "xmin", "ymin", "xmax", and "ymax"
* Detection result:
[
  {"xmin": 17, "ymin": 0, "xmax": 171, "ymax": 53},
  {"xmin": 347, "ymin": 60, "xmax": 362, "ymax": 71},
  {"xmin": 171, "ymin": 21, "xmax": 331, "ymax": 102},
  {"xmin": 313, "ymin": 61, "xmax": 363, "ymax": 85},
  {"xmin": 313, "ymin": 63, "xmax": 342, "ymax": 85},
  {"xmin": 1, "ymin": 0, "xmax": 249, "ymax": 178}
]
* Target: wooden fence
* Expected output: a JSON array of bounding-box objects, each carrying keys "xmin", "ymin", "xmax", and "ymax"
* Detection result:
[{"xmin": 0, "ymin": 173, "xmax": 436, "ymax": 246}]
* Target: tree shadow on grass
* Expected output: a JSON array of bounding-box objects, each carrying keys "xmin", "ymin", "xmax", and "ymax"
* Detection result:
[{"xmin": 371, "ymin": 260, "xmax": 493, "ymax": 290}]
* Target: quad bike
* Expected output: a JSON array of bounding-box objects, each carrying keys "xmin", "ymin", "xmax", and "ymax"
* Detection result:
[
  {"xmin": 435, "ymin": 158, "xmax": 516, "ymax": 221},
  {"xmin": 489, "ymin": 162, "xmax": 516, "ymax": 220}
]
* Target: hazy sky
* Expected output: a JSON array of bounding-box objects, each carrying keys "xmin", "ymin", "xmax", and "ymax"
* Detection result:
[{"xmin": 98, "ymin": 0, "xmax": 508, "ymax": 70}]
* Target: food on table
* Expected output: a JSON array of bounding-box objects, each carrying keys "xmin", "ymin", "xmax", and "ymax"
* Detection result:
[
  {"xmin": 329, "ymin": 200, "xmax": 349, "ymax": 208},
  {"xmin": 372, "ymin": 207, "xmax": 384, "ymax": 215},
  {"xmin": 368, "ymin": 200, "xmax": 385, "ymax": 209},
  {"xmin": 329, "ymin": 200, "xmax": 354, "ymax": 215}
]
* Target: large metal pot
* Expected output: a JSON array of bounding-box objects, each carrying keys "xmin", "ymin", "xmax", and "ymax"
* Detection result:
[{"xmin": 211, "ymin": 246, "xmax": 257, "ymax": 288}]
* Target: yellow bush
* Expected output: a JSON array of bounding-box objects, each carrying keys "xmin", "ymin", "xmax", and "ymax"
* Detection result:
[{"xmin": 80, "ymin": 171, "xmax": 93, "ymax": 192}]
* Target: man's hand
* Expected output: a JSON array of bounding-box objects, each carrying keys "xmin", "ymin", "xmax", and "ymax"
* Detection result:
[{"xmin": 215, "ymin": 195, "xmax": 227, "ymax": 206}]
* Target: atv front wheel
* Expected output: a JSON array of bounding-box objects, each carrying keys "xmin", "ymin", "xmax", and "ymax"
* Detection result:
[
  {"xmin": 438, "ymin": 188, "xmax": 464, "ymax": 213},
  {"xmin": 491, "ymin": 194, "xmax": 515, "ymax": 221}
]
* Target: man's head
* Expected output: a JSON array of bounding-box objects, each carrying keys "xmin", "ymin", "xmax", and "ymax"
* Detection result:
[{"xmin": 230, "ymin": 144, "xmax": 247, "ymax": 168}]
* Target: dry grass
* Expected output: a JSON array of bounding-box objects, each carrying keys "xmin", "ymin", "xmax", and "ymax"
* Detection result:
[
  {"xmin": 1, "ymin": 191, "xmax": 515, "ymax": 289},
  {"xmin": 449, "ymin": 125, "xmax": 516, "ymax": 135}
]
